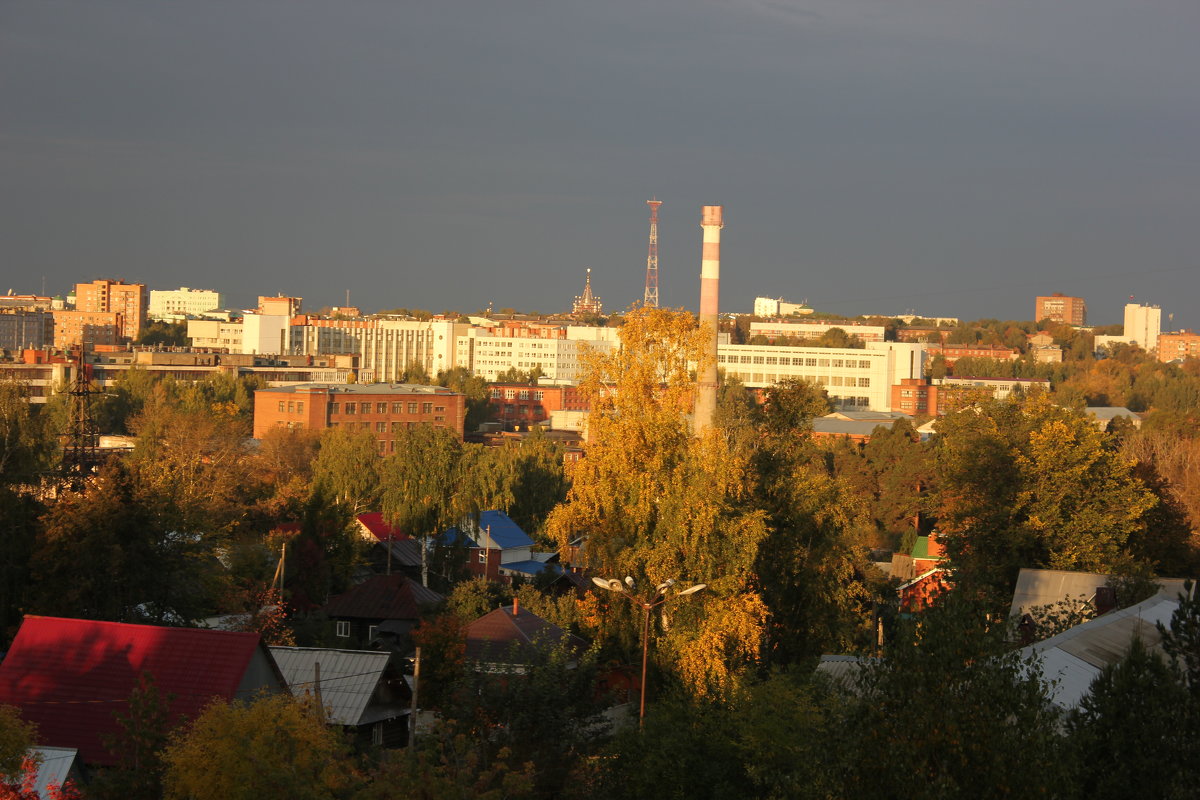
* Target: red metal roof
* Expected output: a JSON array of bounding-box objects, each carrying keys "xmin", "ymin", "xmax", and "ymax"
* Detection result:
[
  {"xmin": 356, "ymin": 512, "xmax": 408, "ymax": 541},
  {"xmin": 0, "ymin": 616, "xmax": 267, "ymax": 766}
]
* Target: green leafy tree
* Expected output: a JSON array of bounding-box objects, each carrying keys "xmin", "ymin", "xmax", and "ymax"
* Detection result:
[
  {"xmin": 0, "ymin": 705, "xmax": 36, "ymax": 777},
  {"xmin": 1066, "ymin": 637, "xmax": 1198, "ymax": 799},
  {"xmin": 934, "ymin": 392, "xmax": 1158, "ymax": 602},
  {"xmin": 311, "ymin": 427, "xmax": 381, "ymax": 516},
  {"xmin": 437, "ymin": 366, "xmax": 491, "ymax": 432},
  {"xmin": 162, "ymin": 694, "xmax": 358, "ymax": 800},
  {"xmin": 838, "ymin": 594, "xmax": 1066, "ymax": 798},
  {"xmin": 135, "ymin": 321, "xmax": 188, "ymax": 347},
  {"xmin": 92, "ymin": 672, "xmax": 180, "ymax": 800}
]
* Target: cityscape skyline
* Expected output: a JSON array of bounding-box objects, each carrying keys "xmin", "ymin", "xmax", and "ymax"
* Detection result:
[{"xmin": 3, "ymin": 1, "xmax": 1198, "ymax": 326}]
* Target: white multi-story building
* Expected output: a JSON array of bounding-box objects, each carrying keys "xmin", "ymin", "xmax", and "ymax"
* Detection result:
[
  {"xmin": 291, "ymin": 317, "xmax": 466, "ymax": 381},
  {"xmin": 1123, "ymin": 303, "xmax": 1162, "ymax": 351},
  {"xmin": 148, "ymin": 287, "xmax": 224, "ymax": 319},
  {"xmin": 242, "ymin": 313, "xmax": 291, "ymax": 355},
  {"xmin": 718, "ymin": 341, "xmax": 926, "ymax": 411},
  {"xmin": 748, "ymin": 321, "xmax": 887, "ymax": 343},
  {"xmin": 456, "ymin": 325, "xmax": 618, "ymax": 382}
]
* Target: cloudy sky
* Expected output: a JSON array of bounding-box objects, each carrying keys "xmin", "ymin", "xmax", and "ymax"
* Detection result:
[{"xmin": 2, "ymin": 0, "xmax": 1197, "ymax": 325}]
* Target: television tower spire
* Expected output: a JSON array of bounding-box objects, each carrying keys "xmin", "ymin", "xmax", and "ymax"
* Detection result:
[{"xmin": 643, "ymin": 198, "xmax": 662, "ymax": 308}]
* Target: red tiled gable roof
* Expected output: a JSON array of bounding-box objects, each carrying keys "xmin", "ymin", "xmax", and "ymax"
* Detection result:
[
  {"xmin": 464, "ymin": 605, "xmax": 588, "ymax": 664},
  {"xmin": 0, "ymin": 616, "xmax": 269, "ymax": 766},
  {"xmin": 356, "ymin": 512, "xmax": 409, "ymax": 541},
  {"xmin": 323, "ymin": 574, "xmax": 443, "ymax": 621}
]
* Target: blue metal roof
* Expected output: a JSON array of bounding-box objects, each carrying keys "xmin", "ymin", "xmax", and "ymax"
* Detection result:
[
  {"xmin": 477, "ymin": 510, "xmax": 534, "ymax": 550},
  {"xmin": 500, "ymin": 560, "xmax": 563, "ymax": 577}
]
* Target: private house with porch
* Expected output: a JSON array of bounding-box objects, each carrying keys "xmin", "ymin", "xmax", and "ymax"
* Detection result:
[
  {"xmin": 322, "ymin": 574, "xmax": 443, "ymax": 649},
  {"xmin": 270, "ymin": 646, "xmax": 412, "ymax": 749},
  {"xmin": 442, "ymin": 510, "xmax": 558, "ymax": 583}
]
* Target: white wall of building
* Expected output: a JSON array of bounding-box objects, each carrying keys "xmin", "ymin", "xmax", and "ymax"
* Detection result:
[
  {"xmin": 148, "ymin": 287, "xmax": 224, "ymax": 319},
  {"xmin": 242, "ymin": 313, "xmax": 290, "ymax": 355},
  {"xmin": 457, "ymin": 328, "xmax": 616, "ymax": 382},
  {"xmin": 718, "ymin": 341, "xmax": 925, "ymax": 411},
  {"xmin": 1123, "ymin": 303, "xmax": 1162, "ymax": 351},
  {"xmin": 187, "ymin": 319, "xmax": 244, "ymax": 350}
]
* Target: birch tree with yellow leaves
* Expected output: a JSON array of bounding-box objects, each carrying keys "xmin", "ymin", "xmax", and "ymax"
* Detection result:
[{"xmin": 546, "ymin": 307, "xmax": 769, "ymax": 697}]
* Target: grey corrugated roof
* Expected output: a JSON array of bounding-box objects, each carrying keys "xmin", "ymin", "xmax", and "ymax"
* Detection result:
[
  {"xmin": 1020, "ymin": 595, "xmax": 1179, "ymax": 710},
  {"xmin": 27, "ymin": 747, "xmax": 78, "ymax": 798},
  {"xmin": 270, "ymin": 646, "xmax": 395, "ymax": 726},
  {"xmin": 1009, "ymin": 567, "xmax": 1189, "ymax": 619},
  {"xmin": 812, "ymin": 418, "xmax": 898, "ymax": 436}
]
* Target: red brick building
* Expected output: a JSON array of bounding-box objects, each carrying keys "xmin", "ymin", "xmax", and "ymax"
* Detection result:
[
  {"xmin": 1158, "ymin": 330, "xmax": 1200, "ymax": 362},
  {"xmin": 75, "ymin": 279, "xmax": 147, "ymax": 340},
  {"xmin": 891, "ymin": 378, "xmax": 940, "ymax": 416},
  {"xmin": 486, "ymin": 382, "xmax": 589, "ymax": 430},
  {"xmin": 923, "ymin": 343, "xmax": 1020, "ymax": 367},
  {"xmin": 1035, "ymin": 293, "xmax": 1086, "ymax": 326},
  {"xmin": 253, "ymin": 383, "xmax": 466, "ymax": 451}
]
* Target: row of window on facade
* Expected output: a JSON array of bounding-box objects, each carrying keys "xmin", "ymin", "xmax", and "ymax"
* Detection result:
[
  {"xmin": 490, "ymin": 389, "xmax": 545, "ymax": 400},
  {"xmin": 719, "ymin": 355, "xmax": 875, "ymax": 368},
  {"xmin": 727, "ymin": 372, "xmax": 871, "ymax": 388},
  {"xmin": 324, "ymin": 420, "xmax": 446, "ymax": 432}
]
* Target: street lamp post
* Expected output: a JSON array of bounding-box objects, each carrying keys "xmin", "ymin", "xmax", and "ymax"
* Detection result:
[{"xmin": 592, "ymin": 575, "xmax": 706, "ymax": 728}]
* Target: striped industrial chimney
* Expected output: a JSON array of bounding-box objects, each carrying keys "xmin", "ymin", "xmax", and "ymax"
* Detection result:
[{"xmin": 694, "ymin": 205, "xmax": 723, "ymax": 435}]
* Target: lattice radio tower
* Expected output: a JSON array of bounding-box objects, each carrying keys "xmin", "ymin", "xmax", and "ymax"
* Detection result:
[
  {"xmin": 643, "ymin": 198, "xmax": 662, "ymax": 308},
  {"xmin": 61, "ymin": 346, "xmax": 102, "ymax": 488}
]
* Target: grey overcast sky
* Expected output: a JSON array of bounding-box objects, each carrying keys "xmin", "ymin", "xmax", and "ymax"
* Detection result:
[{"xmin": 2, "ymin": 0, "xmax": 1197, "ymax": 325}]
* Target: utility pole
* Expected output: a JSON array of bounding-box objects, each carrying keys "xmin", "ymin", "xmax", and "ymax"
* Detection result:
[{"xmin": 408, "ymin": 646, "xmax": 422, "ymax": 745}]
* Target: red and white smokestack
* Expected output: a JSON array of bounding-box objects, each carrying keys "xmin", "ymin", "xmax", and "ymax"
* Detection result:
[{"xmin": 694, "ymin": 205, "xmax": 723, "ymax": 435}]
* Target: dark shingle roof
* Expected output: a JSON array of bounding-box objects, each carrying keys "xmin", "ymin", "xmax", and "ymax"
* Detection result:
[
  {"xmin": 464, "ymin": 605, "xmax": 586, "ymax": 664},
  {"xmin": 323, "ymin": 574, "xmax": 443, "ymax": 621}
]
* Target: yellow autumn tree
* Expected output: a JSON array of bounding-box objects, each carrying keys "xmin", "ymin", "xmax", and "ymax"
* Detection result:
[{"xmin": 546, "ymin": 307, "xmax": 769, "ymax": 696}]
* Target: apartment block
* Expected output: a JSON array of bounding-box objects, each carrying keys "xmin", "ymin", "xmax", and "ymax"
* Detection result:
[
  {"xmin": 1035, "ymin": 293, "xmax": 1086, "ymax": 326},
  {"xmin": 0, "ymin": 309, "xmax": 54, "ymax": 350},
  {"xmin": 1158, "ymin": 331, "xmax": 1200, "ymax": 362},
  {"xmin": 1123, "ymin": 303, "xmax": 1162, "ymax": 351},
  {"xmin": 486, "ymin": 382, "xmax": 590, "ymax": 430},
  {"xmin": 53, "ymin": 310, "xmax": 122, "ymax": 349},
  {"xmin": 891, "ymin": 378, "xmax": 940, "ymax": 416},
  {"xmin": 75, "ymin": 280, "xmax": 146, "ymax": 340},
  {"xmin": 252, "ymin": 383, "xmax": 466, "ymax": 450},
  {"xmin": 457, "ymin": 325, "xmax": 619, "ymax": 383}
]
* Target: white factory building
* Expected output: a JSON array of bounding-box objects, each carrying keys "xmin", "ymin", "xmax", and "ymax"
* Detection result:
[{"xmin": 718, "ymin": 341, "xmax": 926, "ymax": 412}]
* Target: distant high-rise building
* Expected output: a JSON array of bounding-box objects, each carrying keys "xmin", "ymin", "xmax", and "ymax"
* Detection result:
[
  {"xmin": 572, "ymin": 269, "xmax": 602, "ymax": 316},
  {"xmin": 1123, "ymin": 303, "xmax": 1162, "ymax": 351},
  {"xmin": 258, "ymin": 296, "xmax": 302, "ymax": 317},
  {"xmin": 148, "ymin": 287, "xmax": 225, "ymax": 319},
  {"xmin": 1035, "ymin": 293, "xmax": 1086, "ymax": 326},
  {"xmin": 753, "ymin": 297, "xmax": 812, "ymax": 317},
  {"xmin": 75, "ymin": 280, "xmax": 147, "ymax": 340}
]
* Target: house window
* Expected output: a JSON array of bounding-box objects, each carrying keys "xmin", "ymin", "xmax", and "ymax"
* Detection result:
[
  {"xmin": 377, "ymin": 403, "xmax": 387, "ymax": 414},
  {"xmin": 392, "ymin": 402, "xmax": 403, "ymax": 413},
  {"xmin": 422, "ymin": 402, "xmax": 432, "ymax": 414},
  {"xmin": 330, "ymin": 402, "xmax": 339, "ymax": 413},
  {"xmin": 368, "ymin": 624, "xmax": 379, "ymax": 640},
  {"xmin": 859, "ymin": 378, "xmax": 871, "ymax": 387},
  {"xmin": 376, "ymin": 422, "xmax": 387, "ymax": 432},
  {"xmin": 372, "ymin": 723, "xmax": 383, "ymax": 746},
  {"xmin": 345, "ymin": 403, "xmax": 357, "ymax": 414},
  {"xmin": 287, "ymin": 401, "xmax": 295, "ymax": 412},
  {"xmin": 477, "ymin": 550, "xmax": 488, "ymax": 564},
  {"xmin": 278, "ymin": 401, "xmax": 285, "ymax": 412},
  {"xmin": 518, "ymin": 390, "xmax": 529, "ymax": 400},
  {"xmin": 408, "ymin": 402, "xmax": 418, "ymax": 413},
  {"xmin": 296, "ymin": 401, "xmax": 303, "ymax": 413},
  {"xmin": 360, "ymin": 402, "xmax": 371, "ymax": 413},
  {"xmin": 336, "ymin": 621, "xmax": 350, "ymax": 638}
]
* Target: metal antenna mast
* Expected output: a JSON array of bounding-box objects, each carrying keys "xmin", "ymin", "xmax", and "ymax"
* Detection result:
[
  {"xmin": 643, "ymin": 198, "xmax": 662, "ymax": 308},
  {"xmin": 61, "ymin": 347, "xmax": 102, "ymax": 488}
]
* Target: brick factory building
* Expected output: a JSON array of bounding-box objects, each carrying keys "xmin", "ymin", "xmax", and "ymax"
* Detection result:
[{"xmin": 253, "ymin": 383, "xmax": 466, "ymax": 450}]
